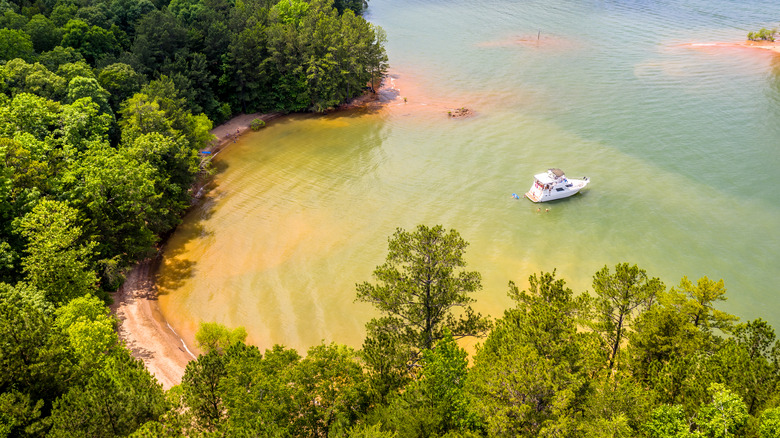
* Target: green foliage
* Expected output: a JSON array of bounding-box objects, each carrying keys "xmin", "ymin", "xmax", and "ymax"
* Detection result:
[
  {"xmin": 288, "ymin": 343, "xmax": 371, "ymax": 436},
  {"xmin": 181, "ymin": 341, "xmax": 370, "ymax": 436},
  {"xmin": 347, "ymin": 422, "xmax": 398, "ymax": 438},
  {"xmin": 759, "ymin": 407, "xmax": 780, "ymax": 438},
  {"xmin": 39, "ymin": 46, "xmax": 85, "ymax": 72},
  {"xmin": 642, "ymin": 404, "xmax": 691, "ymax": 438},
  {"xmin": 66, "ymin": 77, "xmax": 111, "ymax": 114},
  {"xmin": 98, "ymin": 62, "xmax": 145, "ymax": 112},
  {"xmin": 672, "ymin": 276, "xmax": 736, "ymax": 334},
  {"xmin": 361, "ymin": 330, "xmax": 412, "ymax": 405},
  {"xmin": 0, "ymin": 282, "xmax": 70, "ymax": 435},
  {"xmin": 392, "ymin": 331, "xmax": 480, "ymax": 436},
  {"xmin": 61, "ymin": 19, "xmax": 121, "ymax": 64},
  {"xmin": 696, "ymin": 383, "xmax": 748, "ymax": 438},
  {"xmin": 250, "ymin": 117, "xmax": 265, "ymax": 130},
  {"xmin": 195, "ymin": 321, "xmax": 248, "ymax": 354},
  {"xmin": 592, "ymin": 263, "xmax": 664, "ymax": 371},
  {"xmin": 15, "ymin": 199, "xmax": 99, "ymax": 304},
  {"xmin": 24, "ymin": 14, "xmax": 62, "ymax": 53},
  {"xmin": 62, "ymin": 142, "xmax": 159, "ymax": 263},
  {"xmin": 0, "ymin": 10, "xmax": 28, "ymax": 30},
  {"xmin": 48, "ymin": 349, "xmax": 168, "ymax": 437},
  {"xmin": 748, "ymin": 28, "xmax": 776, "ymax": 41},
  {"xmin": 0, "ymin": 28, "xmax": 35, "ymax": 62},
  {"xmin": 468, "ymin": 271, "xmax": 596, "ymax": 437},
  {"xmin": 54, "ymin": 295, "xmax": 118, "ymax": 371},
  {"xmin": 0, "ymin": 59, "xmax": 66, "ymax": 100},
  {"xmin": 181, "ymin": 349, "xmax": 227, "ymax": 432},
  {"xmin": 356, "ymin": 225, "xmax": 490, "ymax": 355}
]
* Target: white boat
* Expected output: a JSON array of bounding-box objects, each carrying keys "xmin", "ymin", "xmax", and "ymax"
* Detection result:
[{"xmin": 525, "ymin": 168, "xmax": 589, "ymax": 203}]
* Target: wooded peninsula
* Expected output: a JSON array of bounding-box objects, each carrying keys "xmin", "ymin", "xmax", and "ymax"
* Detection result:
[{"xmin": 1, "ymin": 0, "xmax": 779, "ymax": 435}]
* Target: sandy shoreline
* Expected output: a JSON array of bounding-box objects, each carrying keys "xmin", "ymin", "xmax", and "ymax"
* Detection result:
[
  {"xmin": 110, "ymin": 96, "xmax": 392, "ymax": 389},
  {"xmin": 110, "ymin": 257, "xmax": 196, "ymax": 389},
  {"xmin": 110, "ymin": 113, "xmax": 284, "ymax": 388},
  {"xmin": 684, "ymin": 39, "xmax": 780, "ymax": 54}
]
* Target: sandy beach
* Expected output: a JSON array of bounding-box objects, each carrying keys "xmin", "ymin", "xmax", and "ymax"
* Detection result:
[
  {"xmin": 110, "ymin": 112, "xmax": 284, "ymax": 388},
  {"xmin": 110, "ymin": 100, "xmax": 392, "ymax": 388},
  {"xmin": 110, "ymin": 257, "xmax": 196, "ymax": 389}
]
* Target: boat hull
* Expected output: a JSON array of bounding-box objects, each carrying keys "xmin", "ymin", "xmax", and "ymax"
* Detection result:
[{"xmin": 525, "ymin": 177, "xmax": 589, "ymax": 203}]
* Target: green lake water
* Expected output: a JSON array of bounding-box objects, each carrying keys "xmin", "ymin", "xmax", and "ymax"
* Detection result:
[{"xmin": 157, "ymin": 0, "xmax": 780, "ymax": 352}]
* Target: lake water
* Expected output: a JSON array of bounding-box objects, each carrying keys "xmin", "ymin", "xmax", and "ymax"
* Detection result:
[{"xmin": 157, "ymin": 0, "xmax": 780, "ymax": 352}]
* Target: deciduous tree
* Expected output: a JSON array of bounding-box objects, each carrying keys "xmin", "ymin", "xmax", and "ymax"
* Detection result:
[{"xmin": 15, "ymin": 199, "xmax": 99, "ymax": 303}]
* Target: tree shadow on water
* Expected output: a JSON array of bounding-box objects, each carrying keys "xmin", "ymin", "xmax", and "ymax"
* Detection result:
[{"xmin": 155, "ymin": 256, "xmax": 197, "ymax": 296}]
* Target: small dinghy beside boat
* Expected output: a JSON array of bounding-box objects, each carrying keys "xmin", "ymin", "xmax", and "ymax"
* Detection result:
[{"xmin": 525, "ymin": 168, "xmax": 589, "ymax": 203}]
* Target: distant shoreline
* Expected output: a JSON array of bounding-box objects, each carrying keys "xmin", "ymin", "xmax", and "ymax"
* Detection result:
[{"xmin": 684, "ymin": 39, "xmax": 780, "ymax": 54}]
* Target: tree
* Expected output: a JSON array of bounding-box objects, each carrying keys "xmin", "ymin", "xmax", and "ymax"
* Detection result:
[
  {"xmin": 219, "ymin": 344, "xmax": 301, "ymax": 437},
  {"xmin": 696, "ymin": 383, "xmax": 748, "ymax": 438},
  {"xmin": 57, "ymin": 61, "xmax": 96, "ymax": 82},
  {"xmin": 360, "ymin": 330, "xmax": 411, "ymax": 405},
  {"xmin": 54, "ymin": 295, "xmax": 118, "ymax": 372},
  {"xmin": 39, "ymin": 46, "xmax": 85, "ymax": 72},
  {"xmin": 181, "ymin": 349, "xmax": 228, "ymax": 432},
  {"xmin": 62, "ymin": 143, "xmax": 159, "ymax": 264},
  {"xmin": 403, "ymin": 331, "xmax": 480, "ymax": 435},
  {"xmin": 0, "ymin": 10, "xmax": 28, "ymax": 30},
  {"xmin": 109, "ymin": 0, "xmax": 156, "ymax": 36},
  {"xmin": 23, "ymin": 14, "xmax": 61, "ymax": 52},
  {"xmin": 375, "ymin": 331, "xmax": 480, "ymax": 438},
  {"xmin": 629, "ymin": 277, "xmax": 738, "ymax": 385},
  {"xmin": 66, "ymin": 77, "xmax": 112, "ymax": 115},
  {"xmin": 0, "ymin": 59, "xmax": 67, "ymax": 100},
  {"xmin": 356, "ymin": 225, "xmax": 490, "ymax": 354},
  {"xmin": 15, "ymin": 199, "xmax": 99, "ymax": 304},
  {"xmin": 287, "ymin": 343, "xmax": 370, "ymax": 437},
  {"xmin": 759, "ymin": 407, "xmax": 780, "ymax": 438},
  {"xmin": 0, "ymin": 282, "xmax": 72, "ymax": 436},
  {"xmin": 673, "ymin": 276, "xmax": 736, "ymax": 334},
  {"xmin": 592, "ymin": 263, "xmax": 664, "ymax": 371},
  {"xmin": 61, "ymin": 19, "xmax": 121, "ymax": 64},
  {"xmin": 468, "ymin": 271, "xmax": 597, "ymax": 437},
  {"xmin": 642, "ymin": 404, "xmax": 692, "ymax": 438},
  {"xmin": 195, "ymin": 321, "xmax": 247, "ymax": 354},
  {"xmin": 48, "ymin": 349, "xmax": 168, "ymax": 437},
  {"xmin": 57, "ymin": 97, "xmax": 113, "ymax": 151},
  {"xmin": 710, "ymin": 319, "xmax": 779, "ymax": 416},
  {"xmin": 98, "ymin": 63, "xmax": 145, "ymax": 112},
  {"xmin": 122, "ymin": 132, "xmax": 198, "ymax": 234},
  {"xmin": 0, "ymin": 92, "xmax": 61, "ymax": 140},
  {"xmin": 0, "ymin": 29, "xmax": 34, "ymax": 62},
  {"xmin": 130, "ymin": 10, "xmax": 187, "ymax": 75}
]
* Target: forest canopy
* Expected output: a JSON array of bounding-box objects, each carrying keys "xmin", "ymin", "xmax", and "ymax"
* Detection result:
[{"xmin": 0, "ymin": 0, "xmax": 388, "ymax": 121}]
